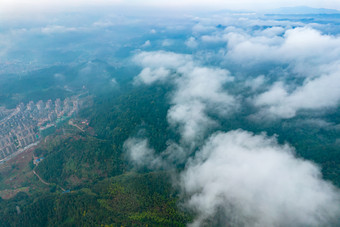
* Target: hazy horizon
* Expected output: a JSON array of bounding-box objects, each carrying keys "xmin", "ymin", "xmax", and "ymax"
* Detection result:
[{"xmin": 2, "ymin": 0, "xmax": 340, "ymax": 19}]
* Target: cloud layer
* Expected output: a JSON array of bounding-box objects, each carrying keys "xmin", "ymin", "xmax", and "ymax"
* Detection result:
[
  {"xmin": 123, "ymin": 137, "xmax": 165, "ymax": 169},
  {"xmin": 127, "ymin": 49, "xmax": 340, "ymax": 226},
  {"xmin": 134, "ymin": 51, "xmax": 236, "ymax": 143},
  {"xmin": 217, "ymin": 27, "xmax": 340, "ymax": 118},
  {"xmin": 181, "ymin": 130, "xmax": 340, "ymax": 226}
]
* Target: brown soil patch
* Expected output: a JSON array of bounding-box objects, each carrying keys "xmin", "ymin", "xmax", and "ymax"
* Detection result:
[{"xmin": 0, "ymin": 187, "xmax": 29, "ymax": 200}]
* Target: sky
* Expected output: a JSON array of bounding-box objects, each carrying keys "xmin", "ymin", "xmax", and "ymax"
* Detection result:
[{"xmin": 2, "ymin": 0, "xmax": 340, "ymax": 17}]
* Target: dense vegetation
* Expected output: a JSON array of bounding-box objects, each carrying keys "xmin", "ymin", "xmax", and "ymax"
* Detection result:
[
  {"xmin": 0, "ymin": 69, "xmax": 192, "ymax": 226},
  {"xmin": 1, "ymin": 61, "xmax": 340, "ymax": 226},
  {"xmin": 0, "ymin": 172, "xmax": 191, "ymax": 226}
]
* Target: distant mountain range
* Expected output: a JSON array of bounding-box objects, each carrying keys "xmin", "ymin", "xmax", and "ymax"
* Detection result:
[{"xmin": 266, "ymin": 6, "xmax": 340, "ymax": 15}]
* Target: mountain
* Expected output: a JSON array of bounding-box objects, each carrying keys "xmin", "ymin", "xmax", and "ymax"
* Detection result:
[{"xmin": 265, "ymin": 6, "xmax": 340, "ymax": 15}]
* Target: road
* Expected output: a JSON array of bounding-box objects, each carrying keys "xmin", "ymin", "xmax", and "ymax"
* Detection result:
[
  {"xmin": 33, "ymin": 170, "xmax": 50, "ymax": 186},
  {"xmin": 68, "ymin": 120, "xmax": 85, "ymax": 132},
  {"xmin": 0, "ymin": 109, "xmax": 20, "ymax": 126},
  {"xmin": 33, "ymin": 169, "xmax": 66, "ymax": 191}
]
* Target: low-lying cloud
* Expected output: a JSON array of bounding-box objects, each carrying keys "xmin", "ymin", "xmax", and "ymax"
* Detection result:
[
  {"xmin": 124, "ymin": 49, "xmax": 340, "ymax": 226},
  {"xmin": 181, "ymin": 130, "xmax": 340, "ymax": 226},
  {"xmin": 123, "ymin": 137, "xmax": 165, "ymax": 169},
  {"xmin": 226, "ymin": 27, "xmax": 340, "ymax": 77},
  {"xmin": 221, "ymin": 27, "xmax": 340, "ymax": 118},
  {"xmin": 134, "ymin": 51, "xmax": 236, "ymax": 143},
  {"xmin": 254, "ymin": 70, "xmax": 340, "ymax": 118},
  {"xmin": 123, "ymin": 17, "xmax": 340, "ymax": 227}
]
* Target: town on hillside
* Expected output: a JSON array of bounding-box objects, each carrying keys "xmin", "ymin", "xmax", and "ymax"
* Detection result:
[{"xmin": 0, "ymin": 96, "xmax": 81, "ymax": 163}]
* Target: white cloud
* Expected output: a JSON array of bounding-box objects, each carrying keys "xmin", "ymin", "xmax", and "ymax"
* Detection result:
[
  {"xmin": 255, "ymin": 26, "xmax": 285, "ymax": 37},
  {"xmin": 185, "ymin": 37, "xmax": 198, "ymax": 48},
  {"xmin": 110, "ymin": 78, "xmax": 118, "ymax": 86},
  {"xmin": 141, "ymin": 40, "xmax": 151, "ymax": 48},
  {"xmin": 41, "ymin": 25, "xmax": 79, "ymax": 34},
  {"xmin": 123, "ymin": 137, "xmax": 164, "ymax": 169},
  {"xmin": 181, "ymin": 130, "xmax": 340, "ymax": 226},
  {"xmin": 173, "ymin": 66, "xmax": 234, "ymax": 107},
  {"xmin": 162, "ymin": 39, "xmax": 173, "ymax": 47},
  {"xmin": 255, "ymin": 70, "xmax": 340, "ymax": 118},
  {"xmin": 133, "ymin": 51, "xmax": 236, "ymax": 143},
  {"xmin": 227, "ymin": 27, "xmax": 340, "ymax": 77},
  {"xmin": 134, "ymin": 67, "xmax": 171, "ymax": 85},
  {"xmin": 167, "ymin": 101, "xmax": 217, "ymax": 144},
  {"xmin": 201, "ymin": 33, "xmax": 229, "ymax": 43},
  {"xmin": 192, "ymin": 23, "xmax": 217, "ymax": 33},
  {"xmin": 133, "ymin": 51, "xmax": 192, "ymax": 70},
  {"xmin": 218, "ymin": 26, "xmax": 340, "ymax": 118},
  {"xmin": 244, "ymin": 75, "xmax": 266, "ymax": 90},
  {"xmin": 127, "ymin": 24, "xmax": 340, "ymax": 226}
]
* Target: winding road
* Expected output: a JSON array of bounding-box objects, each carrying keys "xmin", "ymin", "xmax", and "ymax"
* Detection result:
[{"xmin": 33, "ymin": 169, "xmax": 65, "ymax": 191}]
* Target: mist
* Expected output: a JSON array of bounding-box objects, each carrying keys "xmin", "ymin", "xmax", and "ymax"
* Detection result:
[{"xmin": 2, "ymin": 3, "xmax": 340, "ymax": 226}]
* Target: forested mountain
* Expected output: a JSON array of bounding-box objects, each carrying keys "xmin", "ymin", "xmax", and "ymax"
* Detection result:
[{"xmin": 1, "ymin": 4, "xmax": 340, "ymax": 226}]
